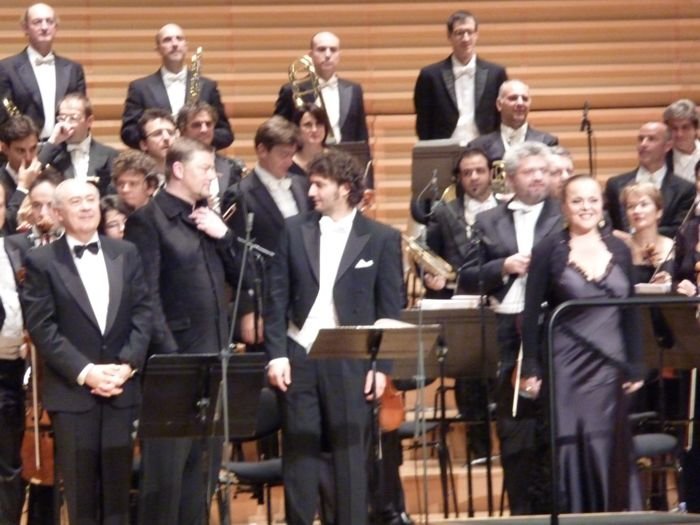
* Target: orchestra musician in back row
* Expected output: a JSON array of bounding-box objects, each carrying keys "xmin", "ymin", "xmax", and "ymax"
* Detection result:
[
  {"xmin": 23, "ymin": 179, "xmax": 152, "ymax": 525},
  {"xmin": 0, "ymin": 3, "xmax": 86, "ymax": 140}
]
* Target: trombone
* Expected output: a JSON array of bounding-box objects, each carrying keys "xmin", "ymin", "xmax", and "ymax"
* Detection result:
[{"xmin": 288, "ymin": 55, "xmax": 336, "ymax": 144}]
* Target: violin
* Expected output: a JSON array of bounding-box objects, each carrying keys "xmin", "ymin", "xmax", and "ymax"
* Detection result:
[{"xmin": 378, "ymin": 377, "xmax": 405, "ymax": 432}]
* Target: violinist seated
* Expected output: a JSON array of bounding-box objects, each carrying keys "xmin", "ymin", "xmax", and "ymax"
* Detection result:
[{"xmin": 674, "ymin": 159, "xmax": 700, "ymax": 297}]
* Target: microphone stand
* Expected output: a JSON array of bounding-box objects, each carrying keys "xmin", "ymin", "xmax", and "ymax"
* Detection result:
[
  {"xmin": 580, "ymin": 102, "xmax": 594, "ymax": 177},
  {"xmin": 217, "ymin": 209, "xmax": 274, "ymax": 525}
]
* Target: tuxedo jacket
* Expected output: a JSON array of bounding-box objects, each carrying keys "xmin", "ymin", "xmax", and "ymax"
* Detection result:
[
  {"xmin": 215, "ymin": 154, "xmax": 244, "ymax": 201},
  {"xmin": 426, "ymin": 198, "xmax": 473, "ymax": 270},
  {"xmin": 124, "ymin": 190, "xmax": 249, "ymax": 356},
  {"xmin": 39, "ymin": 139, "xmax": 119, "ymax": 195},
  {"xmin": 459, "ymin": 197, "xmax": 563, "ymax": 299},
  {"xmin": 604, "ymin": 168, "xmax": 696, "ymax": 237},
  {"xmin": 414, "ymin": 56, "xmax": 507, "ymax": 140},
  {"xmin": 467, "ymin": 126, "xmax": 559, "ymax": 163},
  {"xmin": 273, "ymin": 78, "xmax": 369, "ymax": 143},
  {"xmin": 225, "ymin": 170, "xmax": 310, "ymax": 254},
  {"xmin": 22, "ymin": 236, "xmax": 152, "ymax": 413},
  {"xmin": 0, "ymin": 50, "xmax": 86, "ymax": 130},
  {"xmin": 264, "ymin": 210, "xmax": 405, "ymax": 361},
  {"xmin": 120, "ymin": 70, "xmax": 233, "ymax": 150}
]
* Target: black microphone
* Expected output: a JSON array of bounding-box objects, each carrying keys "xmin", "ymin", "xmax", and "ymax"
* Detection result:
[{"xmin": 579, "ymin": 101, "xmax": 590, "ymax": 132}]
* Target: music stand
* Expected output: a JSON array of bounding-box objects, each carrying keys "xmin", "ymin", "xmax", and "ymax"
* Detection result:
[
  {"xmin": 411, "ymin": 139, "xmax": 463, "ymax": 199},
  {"xmin": 139, "ymin": 353, "xmax": 267, "ymax": 525},
  {"xmin": 402, "ymin": 307, "xmax": 500, "ymax": 517}
]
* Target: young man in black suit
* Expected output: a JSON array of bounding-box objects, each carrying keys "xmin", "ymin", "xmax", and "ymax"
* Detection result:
[
  {"xmin": 120, "ymin": 23, "xmax": 233, "ymax": 150},
  {"xmin": 22, "ymin": 179, "xmax": 152, "ymax": 525},
  {"xmin": 414, "ymin": 10, "xmax": 507, "ymax": 142},
  {"xmin": 468, "ymin": 80, "xmax": 558, "ymax": 163},
  {"xmin": 604, "ymin": 121, "xmax": 695, "ymax": 238},
  {"xmin": 36, "ymin": 93, "xmax": 119, "ymax": 195},
  {"xmin": 459, "ymin": 141, "xmax": 562, "ymax": 515},
  {"xmin": 265, "ymin": 150, "xmax": 404, "ymax": 525},
  {"xmin": 0, "ymin": 3, "xmax": 86, "ymax": 139},
  {"xmin": 125, "ymin": 137, "xmax": 252, "ymax": 525},
  {"xmin": 274, "ymin": 31, "xmax": 369, "ymax": 144}
]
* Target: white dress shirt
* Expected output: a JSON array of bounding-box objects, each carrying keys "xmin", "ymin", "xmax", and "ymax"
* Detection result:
[
  {"xmin": 0, "ymin": 239, "xmax": 24, "ymax": 360},
  {"xmin": 27, "ymin": 46, "xmax": 57, "ymax": 139},
  {"xmin": 463, "ymin": 193, "xmax": 498, "ymax": 227},
  {"xmin": 317, "ymin": 75, "xmax": 341, "ymax": 143},
  {"xmin": 288, "ymin": 208, "xmax": 357, "ymax": 351},
  {"xmin": 161, "ymin": 66, "xmax": 187, "ymax": 117},
  {"xmin": 672, "ymin": 140, "xmax": 700, "ymax": 183},
  {"xmin": 451, "ymin": 54, "xmax": 479, "ymax": 146},
  {"xmin": 492, "ymin": 200, "xmax": 544, "ymax": 314},
  {"xmin": 66, "ymin": 233, "xmax": 109, "ymax": 334},
  {"xmin": 67, "ymin": 135, "xmax": 92, "ymax": 181},
  {"xmin": 256, "ymin": 164, "xmax": 299, "ymax": 219},
  {"xmin": 500, "ymin": 123, "xmax": 529, "ymax": 152},
  {"xmin": 636, "ymin": 165, "xmax": 667, "ymax": 189}
]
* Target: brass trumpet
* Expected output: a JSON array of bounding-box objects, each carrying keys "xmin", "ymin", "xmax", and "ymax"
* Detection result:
[
  {"xmin": 187, "ymin": 46, "xmax": 203, "ymax": 103},
  {"xmin": 288, "ymin": 55, "xmax": 336, "ymax": 143},
  {"xmin": 2, "ymin": 97, "xmax": 21, "ymax": 118},
  {"xmin": 403, "ymin": 234, "xmax": 456, "ymax": 281},
  {"xmin": 491, "ymin": 159, "xmax": 508, "ymax": 195}
]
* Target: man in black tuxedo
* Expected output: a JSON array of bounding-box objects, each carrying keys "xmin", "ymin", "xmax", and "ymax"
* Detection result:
[
  {"xmin": 225, "ymin": 116, "xmax": 309, "ymax": 344},
  {"xmin": 121, "ymin": 24, "xmax": 233, "ymax": 149},
  {"xmin": 460, "ymin": 142, "xmax": 562, "ymax": 515},
  {"xmin": 274, "ymin": 31, "xmax": 368, "ymax": 144},
  {"xmin": 468, "ymin": 80, "xmax": 558, "ymax": 163},
  {"xmin": 414, "ymin": 10, "xmax": 507, "ymax": 142},
  {"xmin": 176, "ymin": 101, "xmax": 245, "ymax": 212},
  {"xmin": 125, "ymin": 137, "xmax": 251, "ymax": 525},
  {"xmin": 36, "ymin": 93, "xmax": 118, "ymax": 195},
  {"xmin": 604, "ymin": 121, "xmax": 695, "ymax": 238},
  {"xmin": 22, "ymin": 179, "xmax": 152, "ymax": 525},
  {"xmin": 120, "ymin": 23, "xmax": 233, "ymax": 150},
  {"xmin": 265, "ymin": 150, "xmax": 404, "ymax": 525},
  {"xmin": 0, "ymin": 3, "xmax": 86, "ymax": 140}
]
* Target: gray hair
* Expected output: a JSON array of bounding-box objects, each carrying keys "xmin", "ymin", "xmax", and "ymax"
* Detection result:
[
  {"xmin": 503, "ymin": 142, "xmax": 551, "ymax": 177},
  {"xmin": 663, "ymin": 99, "xmax": 698, "ymax": 128}
]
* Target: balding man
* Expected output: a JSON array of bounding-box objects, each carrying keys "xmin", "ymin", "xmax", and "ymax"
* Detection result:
[
  {"xmin": 274, "ymin": 31, "xmax": 368, "ymax": 143},
  {"xmin": 0, "ymin": 3, "xmax": 86, "ymax": 140},
  {"xmin": 23, "ymin": 179, "xmax": 152, "ymax": 525},
  {"xmin": 468, "ymin": 79, "xmax": 558, "ymax": 163},
  {"xmin": 120, "ymin": 23, "xmax": 233, "ymax": 150},
  {"xmin": 604, "ymin": 122, "xmax": 695, "ymax": 237}
]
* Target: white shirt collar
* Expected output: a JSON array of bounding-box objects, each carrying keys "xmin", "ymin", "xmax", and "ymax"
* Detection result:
[
  {"xmin": 319, "ymin": 208, "xmax": 357, "ymax": 234},
  {"xmin": 256, "ymin": 163, "xmax": 292, "ymax": 190},
  {"xmin": 67, "ymin": 134, "xmax": 92, "ymax": 154},
  {"xmin": 26, "ymin": 45, "xmax": 54, "ymax": 63},
  {"xmin": 65, "ymin": 232, "xmax": 100, "ymax": 252},
  {"xmin": 501, "ymin": 123, "xmax": 528, "ymax": 146}
]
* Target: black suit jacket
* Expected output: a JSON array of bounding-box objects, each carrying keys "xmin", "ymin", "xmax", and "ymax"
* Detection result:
[
  {"xmin": 414, "ymin": 56, "xmax": 507, "ymax": 140},
  {"xmin": 264, "ymin": 210, "xmax": 404, "ymax": 361},
  {"xmin": 0, "ymin": 50, "xmax": 86, "ymax": 130},
  {"xmin": 120, "ymin": 70, "xmax": 233, "ymax": 150},
  {"xmin": 215, "ymin": 154, "xmax": 244, "ymax": 201},
  {"xmin": 22, "ymin": 236, "xmax": 152, "ymax": 412},
  {"xmin": 459, "ymin": 197, "xmax": 563, "ymax": 299},
  {"xmin": 604, "ymin": 168, "xmax": 696, "ymax": 237},
  {"xmin": 124, "ymin": 190, "xmax": 248, "ymax": 356},
  {"xmin": 39, "ymin": 139, "xmax": 119, "ymax": 195},
  {"xmin": 225, "ymin": 170, "xmax": 310, "ymax": 254},
  {"xmin": 273, "ymin": 78, "xmax": 369, "ymax": 143},
  {"xmin": 467, "ymin": 126, "xmax": 559, "ymax": 163}
]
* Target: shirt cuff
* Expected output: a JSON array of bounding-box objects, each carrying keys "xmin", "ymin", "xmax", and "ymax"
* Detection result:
[
  {"xmin": 77, "ymin": 363, "xmax": 94, "ymax": 385},
  {"xmin": 266, "ymin": 357, "xmax": 289, "ymax": 370}
]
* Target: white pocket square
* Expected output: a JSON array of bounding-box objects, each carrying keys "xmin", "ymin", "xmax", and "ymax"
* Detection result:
[{"xmin": 354, "ymin": 259, "xmax": 374, "ymax": 269}]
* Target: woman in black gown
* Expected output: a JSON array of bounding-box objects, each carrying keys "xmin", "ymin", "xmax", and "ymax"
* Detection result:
[{"xmin": 520, "ymin": 174, "xmax": 644, "ymax": 513}]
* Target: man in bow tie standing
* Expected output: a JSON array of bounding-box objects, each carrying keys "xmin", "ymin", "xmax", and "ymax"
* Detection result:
[
  {"xmin": 22, "ymin": 179, "xmax": 152, "ymax": 525},
  {"xmin": 274, "ymin": 31, "xmax": 368, "ymax": 144},
  {"xmin": 265, "ymin": 149, "xmax": 404, "ymax": 524},
  {"xmin": 459, "ymin": 142, "xmax": 562, "ymax": 515},
  {"xmin": 120, "ymin": 23, "xmax": 233, "ymax": 151},
  {"xmin": 414, "ymin": 10, "xmax": 507, "ymax": 142},
  {"xmin": 0, "ymin": 3, "xmax": 86, "ymax": 140}
]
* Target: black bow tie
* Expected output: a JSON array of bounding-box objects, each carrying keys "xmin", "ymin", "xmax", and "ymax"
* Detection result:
[{"xmin": 73, "ymin": 242, "xmax": 99, "ymax": 258}]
